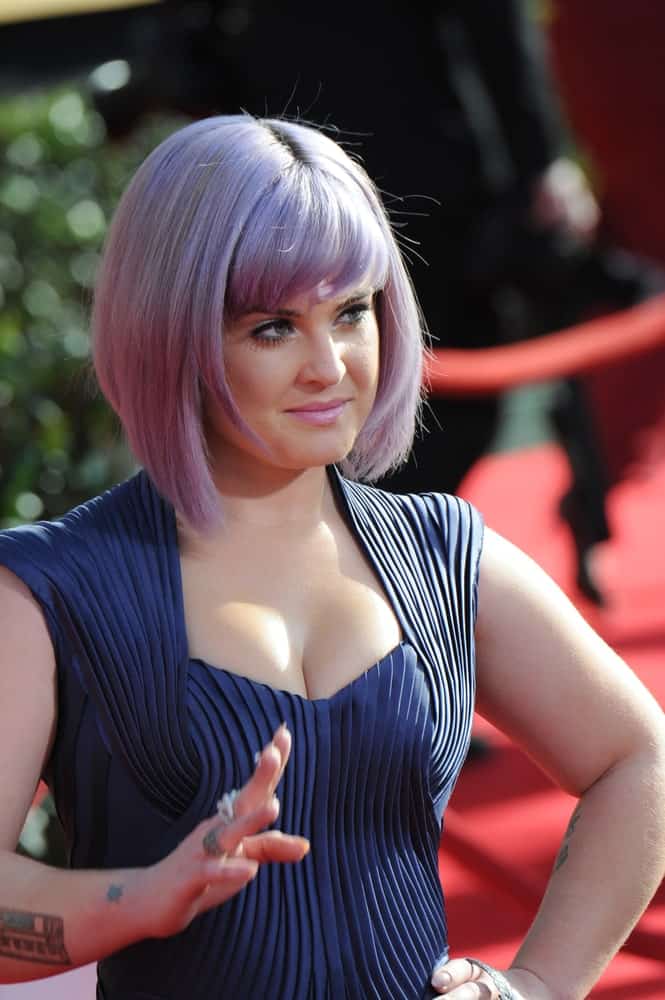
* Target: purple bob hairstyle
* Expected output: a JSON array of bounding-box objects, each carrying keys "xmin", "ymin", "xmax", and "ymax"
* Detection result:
[{"xmin": 92, "ymin": 115, "xmax": 426, "ymax": 530}]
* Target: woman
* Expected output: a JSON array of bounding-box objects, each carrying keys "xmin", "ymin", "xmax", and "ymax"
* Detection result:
[{"xmin": 0, "ymin": 115, "xmax": 663, "ymax": 1000}]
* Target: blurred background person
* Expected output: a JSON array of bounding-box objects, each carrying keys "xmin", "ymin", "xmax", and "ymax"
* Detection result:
[{"xmin": 547, "ymin": 0, "xmax": 665, "ymax": 493}]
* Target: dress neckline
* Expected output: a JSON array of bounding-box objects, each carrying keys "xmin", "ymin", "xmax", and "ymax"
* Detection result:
[
  {"xmin": 188, "ymin": 640, "xmax": 409, "ymax": 706},
  {"xmin": 154, "ymin": 466, "xmax": 411, "ymax": 704}
]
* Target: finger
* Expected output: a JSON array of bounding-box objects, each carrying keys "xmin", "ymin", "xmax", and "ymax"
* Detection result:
[
  {"xmin": 236, "ymin": 724, "xmax": 291, "ymax": 815},
  {"xmin": 200, "ymin": 799, "xmax": 280, "ymax": 858},
  {"xmin": 202, "ymin": 855, "xmax": 259, "ymax": 884},
  {"xmin": 252, "ymin": 741, "xmax": 284, "ymax": 796},
  {"xmin": 241, "ymin": 830, "xmax": 310, "ymax": 864},
  {"xmin": 438, "ymin": 984, "xmax": 492, "ymax": 1000},
  {"xmin": 193, "ymin": 833, "xmax": 308, "ymax": 917},
  {"xmin": 190, "ymin": 856, "xmax": 259, "ymax": 916},
  {"xmin": 431, "ymin": 959, "xmax": 490, "ymax": 995},
  {"xmin": 259, "ymin": 722, "xmax": 291, "ymax": 793},
  {"xmin": 232, "ymin": 747, "xmax": 280, "ymax": 819},
  {"xmin": 271, "ymin": 722, "xmax": 292, "ymax": 779}
]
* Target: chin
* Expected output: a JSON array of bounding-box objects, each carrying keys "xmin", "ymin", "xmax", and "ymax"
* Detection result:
[
  {"xmin": 276, "ymin": 439, "xmax": 357, "ymax": 471},
  {"xmin": 272, "ymin": 424, "xmax": 358, "ymax": 462}
]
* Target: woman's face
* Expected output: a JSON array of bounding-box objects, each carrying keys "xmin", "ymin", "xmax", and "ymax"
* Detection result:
[{"xmin": 207, "ymin": 285, "xmax": 380, "ymax": 479}]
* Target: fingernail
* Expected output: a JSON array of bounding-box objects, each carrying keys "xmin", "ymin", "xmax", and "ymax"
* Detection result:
[
  {"xmin": 431, "ymin": 969, "xmax": 451, "ymax": 989},
  {"xmin": 254, "ymin": 751, "xmax": 261, "ymax": 764}
]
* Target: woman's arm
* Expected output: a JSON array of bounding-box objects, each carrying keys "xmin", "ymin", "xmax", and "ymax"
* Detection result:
[
  {"xmin": 0, "ymin": 568, "xmax": 308, "ymax": 984},
  {"xmin": 433, "ymin": 529, "xmax": 665, "ymax": 999}
]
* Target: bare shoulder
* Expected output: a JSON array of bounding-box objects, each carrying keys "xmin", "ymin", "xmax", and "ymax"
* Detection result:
[
  {"xmin": 0, "ymin": 563, "xmax": 57, "ymax": 666},
  {"xmin": 0, "ymin": 565, "xmax": 57, "ymax": 851},
  {"xmin": 475, "ymin": 529, "xmax": 665, "ymax": 795}
]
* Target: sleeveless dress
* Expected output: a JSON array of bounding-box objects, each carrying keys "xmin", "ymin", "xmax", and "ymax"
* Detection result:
[{"xmin": 0, "ymin": 467, "xmax": 483, "ymax": 1000}]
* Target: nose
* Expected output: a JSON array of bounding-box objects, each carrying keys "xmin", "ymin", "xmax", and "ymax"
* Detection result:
[{"xmin": 299, "ymin": 330, "xmax": 345, "ymax": 387}]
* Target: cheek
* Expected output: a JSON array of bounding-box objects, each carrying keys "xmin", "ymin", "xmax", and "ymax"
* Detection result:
[
  {"xmin": 359, "ymin": 327, "xmax": 381, "ymax": 391},
  {"xmin": 347, "ymin": 343, "xmax": 380, "ymax": 419},
  {"xmin": 360, "ymin": 351, "xmax": 380, "ymax": 392},
  {"xmin": 224, "ymin": 353, "xmax": 280, "ymax": 410}
]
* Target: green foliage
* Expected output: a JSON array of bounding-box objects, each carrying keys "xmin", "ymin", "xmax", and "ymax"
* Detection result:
[{"xmin": 0, "ymin": 86, "xmax": 185, "ymax": 525}]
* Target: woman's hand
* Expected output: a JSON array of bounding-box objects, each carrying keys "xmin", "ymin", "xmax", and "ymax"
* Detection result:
[
  {"xmin": 431, "ymin": 958, "xmax": 553, "ymax": 999},
  {"xmin": 135, "ymin": 723, "xmax": 309, "ymax": 939}
]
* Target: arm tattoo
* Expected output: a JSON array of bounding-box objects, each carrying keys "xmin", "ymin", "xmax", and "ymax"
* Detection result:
[
  {"xmin": 0, "ymin": 908, "xmax": 71, "ymax": 966},
  {"xmin": 554, "ymin": 804, "xmax": 583, "ymax": 872},
  {"xmin": 107, "ymin": 884, "xmax": 124, "ymax": 903}
]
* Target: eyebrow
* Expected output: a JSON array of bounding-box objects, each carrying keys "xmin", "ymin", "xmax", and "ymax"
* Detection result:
[{"xmin": 242, "ymin": 290, "xmax": 374, "ymax": 319}]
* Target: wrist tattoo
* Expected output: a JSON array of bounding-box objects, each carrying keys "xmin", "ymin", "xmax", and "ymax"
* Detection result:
[
  {"xmin": 107, "ymin": 884, "xmax": 124, "ymax": 903},
  {"xmin": 0, "ymin": 908, "xmax": 71, "ymax": 966},
  {"xmin": 554, "ymin": 804, "xmax": 582, "ymax": 872}
]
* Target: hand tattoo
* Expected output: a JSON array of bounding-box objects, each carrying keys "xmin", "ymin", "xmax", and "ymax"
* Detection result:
[
  {"xmin": 107, "ymin": 884, "xmax": 124, "ymax": 903},
  {"xmin": 0, "ymin": 908, "xmax": 71, "ymax": 966},
  {"xmin": 203, "ymin": 793, "xmax": 238, "ymax": 858},
  {"xmin": 203, "ymin": 825, "xmax": 226, "ymax": 858},
  {"xmin": 554, "ymin": 804, "xmax": 582, "ymax": 872}
]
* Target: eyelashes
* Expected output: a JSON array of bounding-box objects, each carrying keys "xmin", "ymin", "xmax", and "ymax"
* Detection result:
[
  {"xmin": 340, "ymin": 303, "xmax": 372, "ymax": 324},
  {"xmin": 249, "ymin": 302, "xmax": 372, "ymax": 348},
  {"xmin": 250, "ymin": 318, "xmax": 293, "ymax": 347}
]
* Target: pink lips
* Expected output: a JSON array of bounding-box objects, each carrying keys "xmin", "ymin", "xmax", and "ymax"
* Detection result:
[{"xmin": 286, "ymin": 399, "xmax": 349, "ymax": 426}]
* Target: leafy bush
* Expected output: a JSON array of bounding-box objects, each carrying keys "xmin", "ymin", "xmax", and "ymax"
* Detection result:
[{"xmin": 0, "ymin": 85, "xmax": 184, "ymax": 526}]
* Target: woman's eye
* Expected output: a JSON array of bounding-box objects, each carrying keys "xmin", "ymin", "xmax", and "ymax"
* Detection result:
[
  {"xmin": 338, "ymin": 302, "xmax": 371, "ymax": 325},
  {"xmin": 250, "ymin": 319, "xmax": 293, "ymax": 346}
]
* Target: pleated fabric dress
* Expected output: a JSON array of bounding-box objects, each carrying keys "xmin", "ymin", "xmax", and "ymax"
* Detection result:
[{"xmin": 0, "ymin": 466, "xmax": 483, "ymax": 999}]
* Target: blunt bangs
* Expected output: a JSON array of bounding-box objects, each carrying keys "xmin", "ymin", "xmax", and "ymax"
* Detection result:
[{"xmin": 225, "ymin": 166, "xmax": 390, "ymax": 320}]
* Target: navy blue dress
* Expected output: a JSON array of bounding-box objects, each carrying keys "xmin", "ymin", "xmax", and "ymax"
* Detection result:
[{"xmin": 0, "ymin": 467, "xmax": 483, "ymax": 999}]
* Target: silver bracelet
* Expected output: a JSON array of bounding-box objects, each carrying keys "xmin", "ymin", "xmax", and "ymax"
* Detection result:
[{"xmin": 464, "ymin": 958, "xmax": 517, "ymax": 1000}]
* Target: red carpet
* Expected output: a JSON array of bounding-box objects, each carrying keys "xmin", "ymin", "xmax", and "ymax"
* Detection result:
[{"xmin": 441, "ymin": 442, "xmax": 665, "ymax": 996}]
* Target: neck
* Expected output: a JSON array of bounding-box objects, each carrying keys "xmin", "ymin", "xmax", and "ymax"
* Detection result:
[
  {"xmin": 178, "ymin": 467, "xmax": 335, "ymax": 549},
  {"xmin": 208, "ymin": 461, "xmax": 336, "ymax": 532}
]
